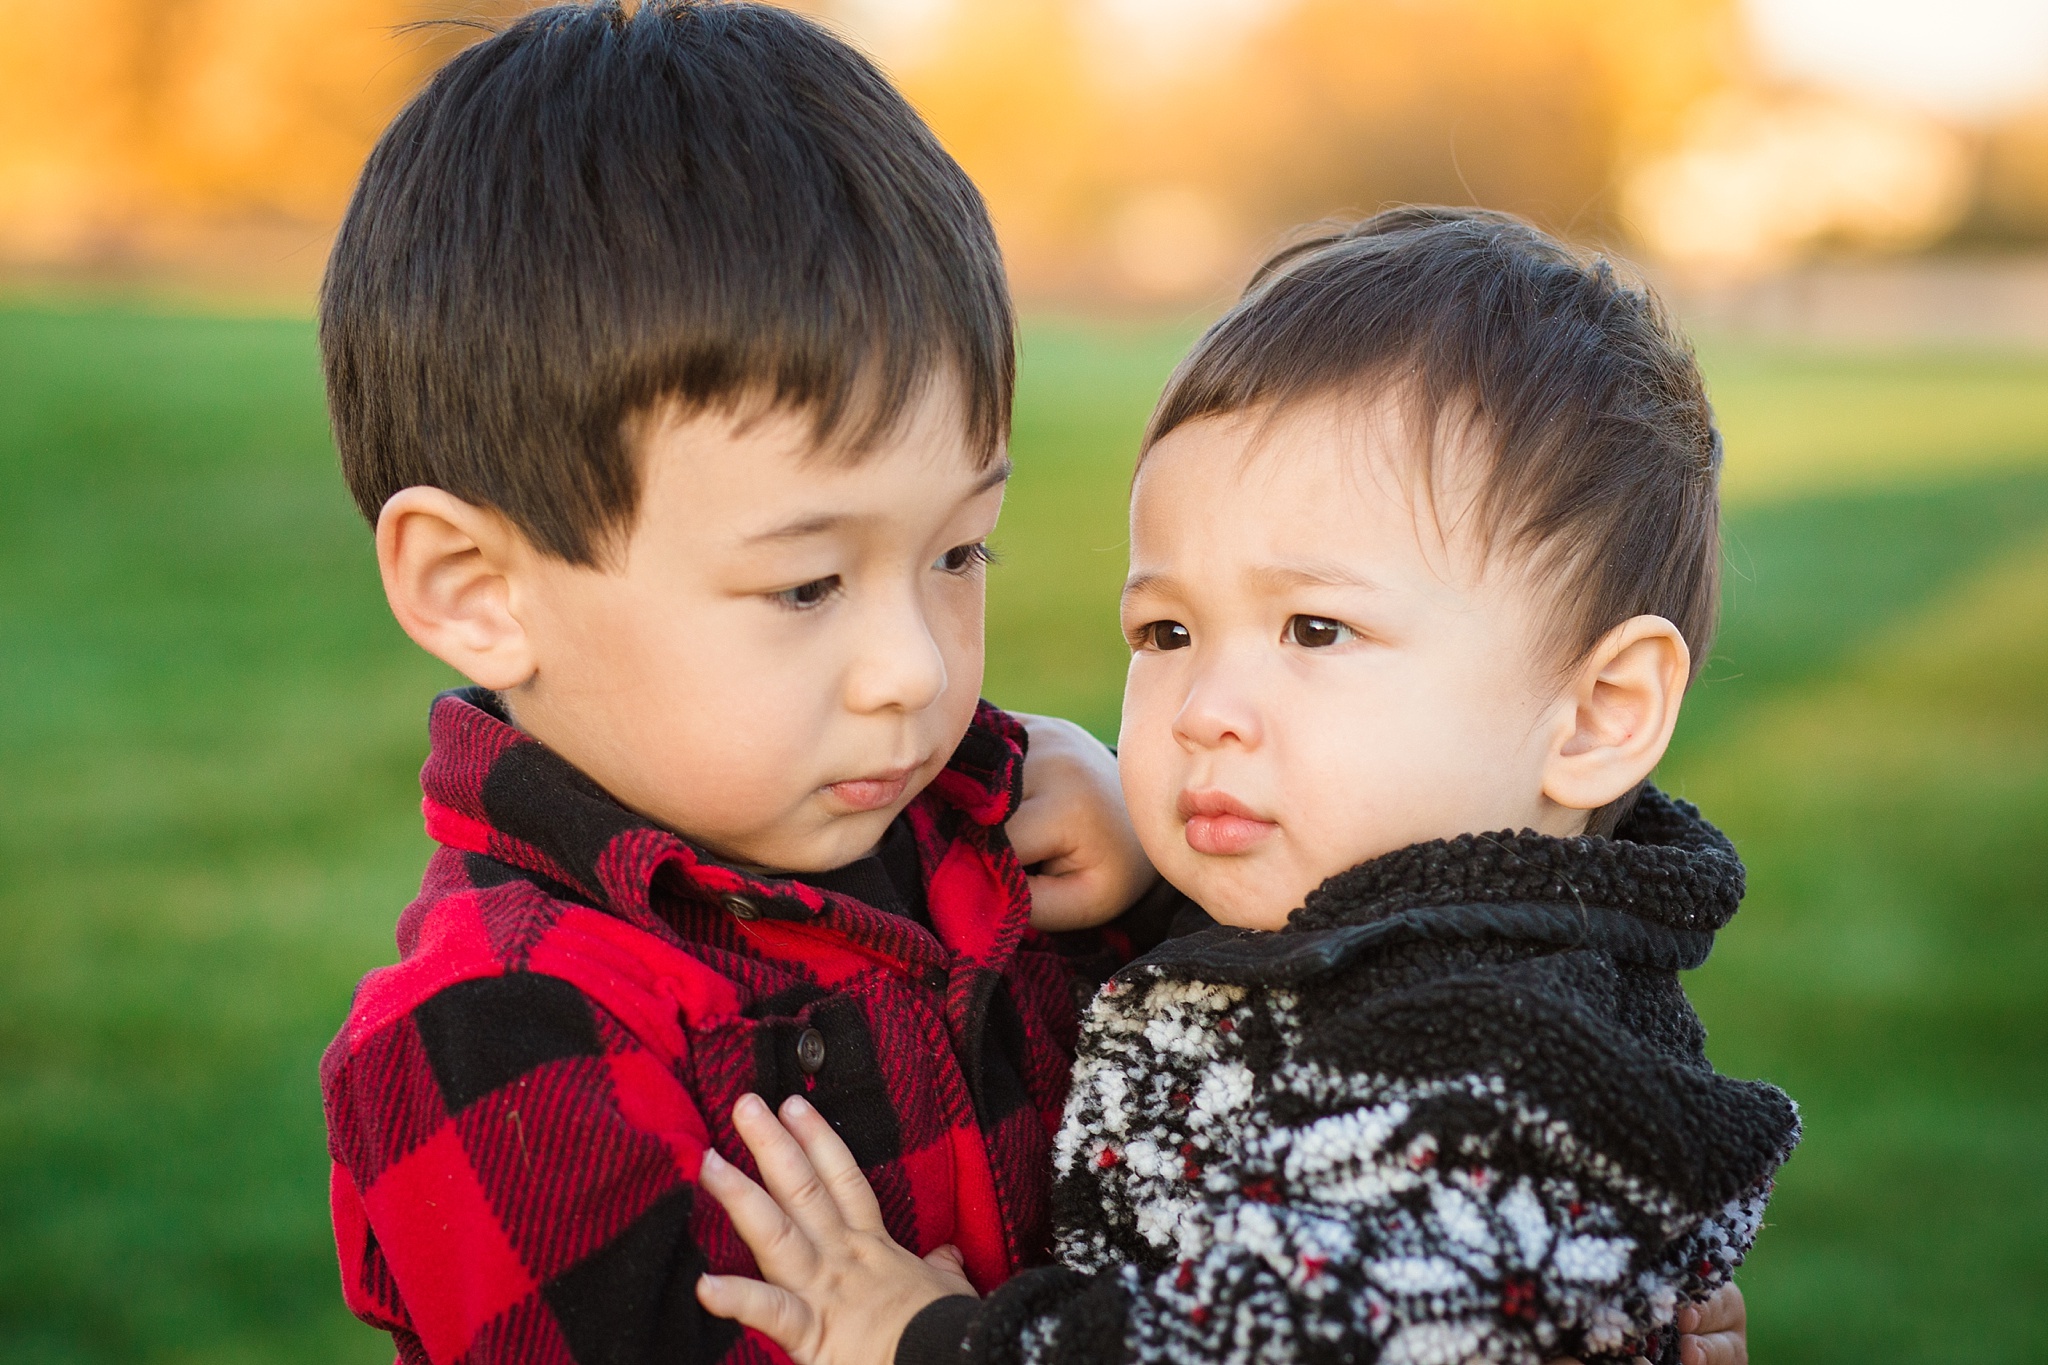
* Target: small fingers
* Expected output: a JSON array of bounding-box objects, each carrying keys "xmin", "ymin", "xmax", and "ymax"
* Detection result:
[
  {"xmin": 695, "ymin": 1273, "xmax": 816, "ymax": 1356},
  {"xmin": 731, "ymin": 1094, "xmax": 848, "ymax": 1244},
  {"xmin": 696, "ymin": 1148, "xmax": 818, "ymax": 1285},
  {"xmin": 778, "ymin": 1096, "xmax": 888, "ymax": 1234}
]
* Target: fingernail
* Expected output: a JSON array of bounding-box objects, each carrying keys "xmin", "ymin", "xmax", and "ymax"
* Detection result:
[
  {"xmin": 736, "ymin": 1092, "xmax": 766, "ymax": 1119},
  {"xmin": 700, "ymin": 1149, "xmax": 726, "ymax": 1174},
  {"xmin": 783, "ymin": 1094, "xmax": 812, "ymax": 1118}
]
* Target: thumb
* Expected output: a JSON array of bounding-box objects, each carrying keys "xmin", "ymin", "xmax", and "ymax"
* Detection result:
[
  {"xmin": 1008, "ymin": 791, "xmax": 1084, "ymax": 877},
  {"xmin": 922, "ymin": 1244, "xmax": 976, "ymax": 1294}
]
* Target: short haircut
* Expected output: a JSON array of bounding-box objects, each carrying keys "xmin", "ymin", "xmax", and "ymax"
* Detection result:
[
  {"xmin": 1147, "ymin": 208, "xmax": 1723, "ymax": 834},
  {"xmin": 322, "ymin": 0, "xmax": 1013, "ymax": 564}
]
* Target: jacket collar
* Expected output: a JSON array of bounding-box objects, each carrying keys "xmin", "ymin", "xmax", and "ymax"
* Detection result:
[
  {"xmin": 1289, "ymin": 786, "xmax": 1743, "ymax": 937},
  {"xmin": 1129, "ymin": 787, "xmax": 1742, "ymax": 986},
  {"xmin": 417, "ymin": 686, "xmax": 1025, "ymax": 924}
]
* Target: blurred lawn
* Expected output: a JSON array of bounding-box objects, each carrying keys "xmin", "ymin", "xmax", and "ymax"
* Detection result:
[{"xmin": 1, "ymin": 304, "xmax": 2044, "ymax": 1363}]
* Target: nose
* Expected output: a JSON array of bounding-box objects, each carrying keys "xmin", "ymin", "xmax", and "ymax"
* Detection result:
[
  {"xmin": 1171, "ymin": 653, "xmax": 1264, "ymax": 752},
  {"xmin": 844, "ymin": 588, "xmax": 949, "ymax": 716}
]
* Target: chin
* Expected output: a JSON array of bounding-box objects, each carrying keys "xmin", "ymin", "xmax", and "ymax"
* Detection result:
[
  {"xmin": 789, "ymin": 817, "xmax": 893, "ymax": 872},
  {"xmin": 1166, "ymin": 865, "xmax": 1296, "ymax": 933}
]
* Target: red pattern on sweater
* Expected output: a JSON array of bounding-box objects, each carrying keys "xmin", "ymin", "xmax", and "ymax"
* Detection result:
[{"xmin": 322, "ymin": 690, "xmax": 1086, "ymax": 1364}]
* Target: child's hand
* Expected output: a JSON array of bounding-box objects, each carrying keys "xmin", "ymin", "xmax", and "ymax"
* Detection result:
[
  {"xmin": 695, "ymin": 1094, "xmax": 975, "ymax": 1365},
  {"xmin": 1010, "ymin": 712, "xmax": 1157, "ymax": 931}
]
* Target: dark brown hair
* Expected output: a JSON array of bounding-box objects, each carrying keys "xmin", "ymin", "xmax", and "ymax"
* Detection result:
[
  {"xmin": 321, "ymin": 0, "xmax": 1013, "ymax": 565},
  {"xmin": 1147, "ymin": 207, "xmax": 1723, "ymax": 833}
]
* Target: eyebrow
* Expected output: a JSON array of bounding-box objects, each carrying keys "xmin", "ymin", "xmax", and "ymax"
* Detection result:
[
  {"xmin": 1120, "ymin": 570, "xmax": 1178, "ymax": 605},
  {"xmin": 1244, "ymin": 561, "xmax": 1382, "ymax": 593},
  {"xmin": 1124, "ymin": 562, "xmax": 1380, "ymax": 604},
  {"xmin": 745, "ymin": 457, "xmax": 1014, "ymax": 543}
]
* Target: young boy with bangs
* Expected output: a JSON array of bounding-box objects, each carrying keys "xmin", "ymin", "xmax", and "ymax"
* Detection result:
[
  {"xmin": 316, "ymin": 5, "xmax": 1164, "ymax": 1364},
  {"xmin": 690, "ymin": 211, "xmax": 1798, "ymax": 1365}
]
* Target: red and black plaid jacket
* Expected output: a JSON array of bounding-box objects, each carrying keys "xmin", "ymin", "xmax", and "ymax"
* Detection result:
[{"xmin": 322, "ymin": 688, "xmax": 1096, "ymax": 1365}]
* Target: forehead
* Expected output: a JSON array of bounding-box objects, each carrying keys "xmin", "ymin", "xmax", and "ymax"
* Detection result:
[
  {"xmin": 1132, "ymin": 396, "xmax": 1473, "ymax": 559},
  {"xmin": 645, "ymin": 376, "xmax": 984, "ymax": 476},
  {"xmin": 623, "ymin": 383, "xmax": 1003, "ymax": 556}
]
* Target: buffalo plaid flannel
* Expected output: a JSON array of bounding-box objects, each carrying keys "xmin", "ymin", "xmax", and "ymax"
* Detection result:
[{"xmin": 322, "ymin": 688, "xmax": 1092, "ymax": 1365}]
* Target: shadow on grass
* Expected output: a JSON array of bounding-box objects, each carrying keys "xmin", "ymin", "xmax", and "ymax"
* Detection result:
[
  {"xmin": 1669, "ymin": 530, "xmax": 2048, "ymax": 1363},
  {"xmin": 1676, "ymin": 467, "xmax": 2048, "ymax": 758}
]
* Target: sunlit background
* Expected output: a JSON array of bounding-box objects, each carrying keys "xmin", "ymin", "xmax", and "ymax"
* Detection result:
[
  {"xmin": 1, "ymin": 1, "xmax": 2044, "ymax": 1362},
  {"xmin": 8, "ymin": 0, "xmax": 2048, "ymax": 302}
]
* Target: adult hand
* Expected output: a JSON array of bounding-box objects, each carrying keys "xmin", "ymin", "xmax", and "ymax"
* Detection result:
[
  {"xmin": 695, "ymin": 1094, "xmax": 975, "ymax": 1365},
  {"xmin": 1674, "ymin": 1283, "xmax": 1747, "ymax": 1365},
  {"xmin": 1009, "ymin": 712, "xmax": 1157, "ymax": 930},
  {"xmin": 1543, "ymin": 1282, "xmax": 1747, "ymax": 1365}
]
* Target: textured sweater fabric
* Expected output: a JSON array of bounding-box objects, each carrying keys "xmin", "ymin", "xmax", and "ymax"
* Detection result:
[{"xmin": 932, "ymin": 789, "xmax": 1799, "ymax": 1365}]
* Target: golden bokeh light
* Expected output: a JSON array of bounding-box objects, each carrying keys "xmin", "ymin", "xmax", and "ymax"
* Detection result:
[{"xmin": 0, "ymin": 0, "xmax": 2042, "ymax": 301}]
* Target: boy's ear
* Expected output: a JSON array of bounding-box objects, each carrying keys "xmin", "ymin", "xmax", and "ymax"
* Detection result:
[
  {"xmin": 1540, "ymin": 615, "xmax": 1690, "ymax": 818},
  {"xmin": 375, "ymin": 487, "xmax": 539, "ymax": 691}
]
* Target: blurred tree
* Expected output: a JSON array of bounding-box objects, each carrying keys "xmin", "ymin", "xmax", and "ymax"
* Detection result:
[
  {"xmin": 883, "ymin": 0, "xmax": 1746, "ymax": 300},
  {"xmin": 1, "ymin": 0, "xmax": 2042, "ymax": 299},
  {"xmin": 888, "ymin": 0, "xmax": 1115, "ymax": 296},
  {"xmin": 1960, "ymin": 103, "xmax": 2048, "ymax": 248},
  {"xmin": 0, "ymin": 0, "xmax": 488, "ymax": 280}
]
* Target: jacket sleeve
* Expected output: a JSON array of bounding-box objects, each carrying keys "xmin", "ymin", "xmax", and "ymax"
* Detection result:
[
  {"xmin": 323, "ymin": 968, "xmax": 744, "ymax": 1365},
  {"xmin": 919, "ymin": 955, "xmax": 1793, "ymax": 1365}
]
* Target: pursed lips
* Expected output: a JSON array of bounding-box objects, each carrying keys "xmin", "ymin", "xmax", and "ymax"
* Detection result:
[
  {"xmin": 1178, "ymin": 787, "xmax": 1278, "ymax": 856},
  {"xmin": 825, "ymin": 764, "xmax": 920, "ymax": 812}
]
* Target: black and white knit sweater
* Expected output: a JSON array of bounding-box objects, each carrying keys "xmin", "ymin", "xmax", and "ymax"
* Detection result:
[{"xmin": 902, "ymin": 788, "xmax": 1799, "ymax": 1365}]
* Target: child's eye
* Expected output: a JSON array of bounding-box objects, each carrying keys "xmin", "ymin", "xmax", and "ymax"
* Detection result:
[
  {"xmin": 1137, "ymin": 620, "xmax": 1191, "ymax": 651},
  {"xmin": 1285, "ymin": 615, "xmax": 1353, "ymax": 648},
  {"xmin": 771, "ymin": 575, "xmax": 842, "ymax": 611},
  {"xmin": 935, "ymin": 541, "xmax": 995, "ymax": 575}
]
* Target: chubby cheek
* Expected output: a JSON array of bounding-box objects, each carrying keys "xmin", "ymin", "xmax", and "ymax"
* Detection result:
[
  {"xmin": 1278, "ymin": 664, "xmax": 1544, "ymax": 865},
  {"xmin": 634, "ymin": 663, "xmax": 826, "ymax": 830},
  {"xmin": 1278, "ymin": 703, "xmax": 1468, "ymax": 874},
  {"xmin": 545, "ymin": 595, "xmax": 824, "ymax": 833},
  {"xmin": 1114, "ymin": 758, "xmax": 1178, "ymax": 892},
  {"xmin": 931, "ymin": 584, "xmax": 988, "ymax": 736},
  {"xmin": 1116, "ymin": 663, "xmax": 1184, "ymax": 860}
]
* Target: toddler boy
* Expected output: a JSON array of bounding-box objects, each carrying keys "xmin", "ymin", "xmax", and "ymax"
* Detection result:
[
  {"xmin": 693, "ymin": 210, "xmax": 1799, "ymax": 1365},
  {"xmin": 317, "ymin": 5, "xmax": 1158, "ymax": 1363}
]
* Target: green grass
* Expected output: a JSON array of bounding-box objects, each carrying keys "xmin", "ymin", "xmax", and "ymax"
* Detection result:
[{"xmin": 1, "ymin": 302, "xmax": 2044, "ymax": 1362}]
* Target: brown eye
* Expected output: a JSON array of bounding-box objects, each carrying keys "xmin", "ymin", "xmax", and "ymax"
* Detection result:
[
  {"xmin": 1146, "ymin": 621, "xmax": 1192, "ymax": 651},
  {"xmin": 936, "ymin": 542, "xmax": 994, "ymax": 574},
  {"xmin": 1286, "ymin": 615, "xmax": 1352, "ymax": 648},
  {"xmin": 773, "ymin": 575, "xmax": 841, "ymax": 610}
]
